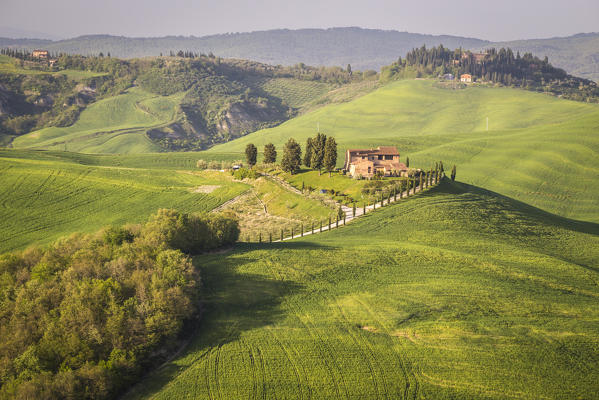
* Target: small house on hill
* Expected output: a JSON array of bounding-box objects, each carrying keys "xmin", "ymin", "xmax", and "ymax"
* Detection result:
[
  {"xmin": 344, "ymin": 146, "xmax": 408, "ymax": 178},
  {"xmin": 32, "ymin": 50, "xmax": 49, "ymax": 59},
  {"xmin": 460, "ymin": 74, "xmax": 472, "ymax": 83}
]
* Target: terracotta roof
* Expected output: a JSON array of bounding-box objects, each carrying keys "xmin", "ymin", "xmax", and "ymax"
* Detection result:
[{"xmin": 346, "ymin": 146, "xmax": 399, "ymax": 156}]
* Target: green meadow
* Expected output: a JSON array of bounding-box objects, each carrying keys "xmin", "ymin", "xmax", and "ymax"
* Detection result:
[
  {"xmin": 127, "ymin": 180, "xmax": 599, "ymax": 399},
  {"xmin": 12, "ymin": 87, "xmax": 184, "ymax": 153},
  {"xmin": 206, "ymin": 80, "xmax": 599, "ymax": 222},
  {"xmin": 0, "ymin": 151, "xmax": 248, "ymax": 252}
]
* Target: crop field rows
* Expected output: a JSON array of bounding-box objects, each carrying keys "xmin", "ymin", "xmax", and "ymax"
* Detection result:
[
  {"xmin": 258, "ymin": 78, "xmax": 333, "ymax": 109},
  {"xmin": 128, "ymin": 181, "xmax": 599, "ymax": 399},
  {"xmin": 0, "ymin": 155, "xmax": 249, "ymax": 252}
]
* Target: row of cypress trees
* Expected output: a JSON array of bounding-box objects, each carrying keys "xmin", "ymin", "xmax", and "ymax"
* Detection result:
[{"xmin": 244, "ymin": 133, "xmax": 338, "ymax": 175}]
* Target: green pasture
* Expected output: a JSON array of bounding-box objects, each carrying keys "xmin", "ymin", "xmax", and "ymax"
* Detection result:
[
  {"xmin": 12, "ymin": 87, "xmax": 184, "ymax": 153},
  {"xmin": 128, "ymin": 179, "xmax": 599, "ymax": 399},
  {"xmin": 205, "ymin": 80, "xmax": 599, "ymax": 222},
  {"xmin": 0, "ymin": 153, "xmax": 248, "ymax": 253}
]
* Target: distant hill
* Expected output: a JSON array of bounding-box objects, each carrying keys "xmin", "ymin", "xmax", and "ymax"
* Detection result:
[
  {"xmin": 1, "ymin": 28, "xmax": 598, "ymax": 81},
  {"xmin": 495, "ymin": 33, "xmax": 599, "ymax": 82}
]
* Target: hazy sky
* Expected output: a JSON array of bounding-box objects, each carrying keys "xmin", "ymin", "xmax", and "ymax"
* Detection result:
[{"xmin": 1, "ymin": 0, "xmax": 598, "ymax": 41}]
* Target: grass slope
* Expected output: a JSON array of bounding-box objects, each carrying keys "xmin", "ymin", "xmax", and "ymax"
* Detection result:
[
  {"xmin": 12, "ymin": 87, "xmax": 184, "ymax": 153},
  {"xmin": 128, "ymin": 180, "xmax": 599, "ymax": 399},
  {"xmin": 0, "ymin": 151, "xmax": 248, "ymax": 253},
  {"xmin": 206, "ymin": 80, "xmax": 599, "ymax": 222}
]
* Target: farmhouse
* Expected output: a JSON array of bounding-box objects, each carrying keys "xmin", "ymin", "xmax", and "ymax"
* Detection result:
[
  {"xmin": 344, "ymin": 146, "xmax": 407, "ymax": 178},
  {"xmin": 460, "ymin": 74, "xmax": 472, "ymax": 83},
  {"xmin": 32, "ymin": 50, "xmax": 49, "ymax": 59}
]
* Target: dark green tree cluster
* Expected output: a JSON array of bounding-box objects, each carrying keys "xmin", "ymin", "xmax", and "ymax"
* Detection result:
[
  {"xmin": 281, "ymin": 138, "xmax": 302, "ymax": 174},
  {"xmin": 263, "ymin": 143, "xmax": 277, "ymax": 163},
  {"xmin": 303, "ymin": 133, "xmax": 337, "ymax": 176},
  {"xmin": 0, "ymin": 209, "xmax": 238, "ymax": 399},
  {"xmin": 381, "ymin": 45, "xmax": 599, "ymax": 102}
]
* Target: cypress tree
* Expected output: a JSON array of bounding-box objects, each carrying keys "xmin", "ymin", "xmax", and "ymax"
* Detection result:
[
  {"xmin": 245, "ymin": 143, "xmax": 257, "ymax": 167},
  {"xmin": 451, "ymin": 165, "xmax": 457, "ymax": 181},
  {"xmin": 281, "ymin": 229, "xmax": 284, "ymax": 241},
  {"xmin": 269, "ymin": 232, "xmax": 272, "ymax": 243},
  {"xmin": 263, "ymin": 143, "xmax": 277, "ymax": 163},
  {"xmin": 406, "ymin": 157, "xmax": 410, "ymax": 168},
  {"xmin": 303, "ymin": 138, "xmax": 313, "ymax": 167},
  {"xmin": 259, "ymin": 232, "xmax": 262, "ymax": 243},
  {"xmin": 301, "ymin": 223, "xmax": 304, "ymax": 237},
  {"xmin": 352, "ymin": 203, "xmax": 356, "ymax": 217},
  {"xmin": 323, "ymin": 137, "xmax": 338, "ymax": 177},
  {"xmin": 281, "ymin": 138, "xmax": 302, "ymax": 174},
  {"xmin": 363, "ymin": 203, "xmax": 366, "ymax": 215},
  {"xmin": 310, "ymin": 133, "xmax": 326, "ymax": 174}
]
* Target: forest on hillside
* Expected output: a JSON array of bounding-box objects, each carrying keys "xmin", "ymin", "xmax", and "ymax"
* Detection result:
[
  {"xmin": 1, "ymin": 29, "xmax": 598, "ymax": 82},
  {"xmin": 0, "ymin": 50, "xmax": 362, "ymax": 150},
  {"xmin": 0, "ymin": 210, "xmax": 239, "ymax": 399},
  {"xmin": 381, "ymin": 45, "xmax": 599, "ymax": 102}
]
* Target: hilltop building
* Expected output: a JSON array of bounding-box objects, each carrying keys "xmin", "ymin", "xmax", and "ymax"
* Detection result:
[
  {"xmin": 344, "ymin": 146, "xmax": 407, "ymax": 178},
  {"xmin": 460, "ymin": 74, "xmax": 473, "ymax": 83},
  {"xmin": 32, "ymin": 50, "xmax": 49, "ymax": 59}
]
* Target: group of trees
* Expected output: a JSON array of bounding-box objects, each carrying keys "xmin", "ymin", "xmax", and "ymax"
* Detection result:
[
  {"xmin": 381, "ymin": 45, "xmax": 599, "ymax": 102},
  {"xmin": 303, "ymin": 133, "xmax": 337, "ymax": 175},
  {"xmin": 0, "ymin": 209, "xmax": 239, "ymax": 399},
  {"xmin": 243, "ymin": 133, "xmax": 338, "ymax": 176}
]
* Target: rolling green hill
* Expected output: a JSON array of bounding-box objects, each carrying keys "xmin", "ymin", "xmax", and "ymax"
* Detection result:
[
  {"xmin": 11, "ymin": 87, "xmax": 183, "ymax": 153},
  {"xmin": 0, "ymin": 149, "xmax": 249, "ymax": 252},
  {"xmin": 127, "ymin": 180, "xmax": 599, "ymax": 399},
  {"xmin": 206, "ymin": 80, "xmax": 599, "ymax": 223}
]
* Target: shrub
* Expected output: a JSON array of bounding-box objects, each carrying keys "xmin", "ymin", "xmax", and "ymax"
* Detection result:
[{"xmin": 232, "ymin": 167, "xmax": 259, "ymax": 180}]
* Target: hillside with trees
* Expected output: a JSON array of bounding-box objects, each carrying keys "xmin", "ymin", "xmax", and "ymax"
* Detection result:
[
  {"xmin": 1, "ymin": 28, "xmax": 598, "ymax": 81},
  {"xmin": 381, "ymin": 45, "xmax": 599, "ymax": 102},
  {"xmin": 0, "ymin": 51, "xmax": 365, "ymax": 151},
  {"xmin": 0, "ymin": 209, "xmax": 239, "ymax": 399}
]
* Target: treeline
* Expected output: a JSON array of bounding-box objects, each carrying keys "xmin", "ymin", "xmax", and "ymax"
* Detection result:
[
  {"xmin": 381, "ymin": 45, "xmax": 599, "ymax": 102},
  {"xmin": 0, "ymin": 209, "xmax": 239, "ymax": 399},
  {"xmin": 242, "ymin": 132, "xmax": 338, "ymax": 175}
]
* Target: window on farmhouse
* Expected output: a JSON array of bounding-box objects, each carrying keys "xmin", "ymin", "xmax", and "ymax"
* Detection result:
[
  {"xmin": 378, "ymin": 155, "xmax": 383, "ymax": 160},
  {"xmin": 385, "ymin": 155, "xmax": 393, "ymax": 160},
  {"xmin": 368, "ymin": 167, "xmax": 371, "ymax": 173}
]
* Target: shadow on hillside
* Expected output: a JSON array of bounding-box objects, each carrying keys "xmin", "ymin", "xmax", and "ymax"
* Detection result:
[
  {"xmin": 427, "ymin": 179, "xmax": 599, "ymax": 237},
  {"xmin": 126, "ymin": 241, "xmax": 331, "ymax": 399}
]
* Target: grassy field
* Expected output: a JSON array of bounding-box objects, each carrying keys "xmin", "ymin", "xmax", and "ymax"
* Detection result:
[
  {"xmin": 220, "ymin": 176, "xmax": 337, "ymax": 242},
  {"xmin": 0, "ymin": 151, "xmax": 249, "ymax": 253},
  {"xmin": 11, "ymin": 87, "xmax": 184, "ymax": 153},
  {"xmin": 127, "ymin": 179, "xmax": 599, "ymax": 399},
  {"xmin": 205, "ymin": 80, "xmax": 599, "ymax": 222}
]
